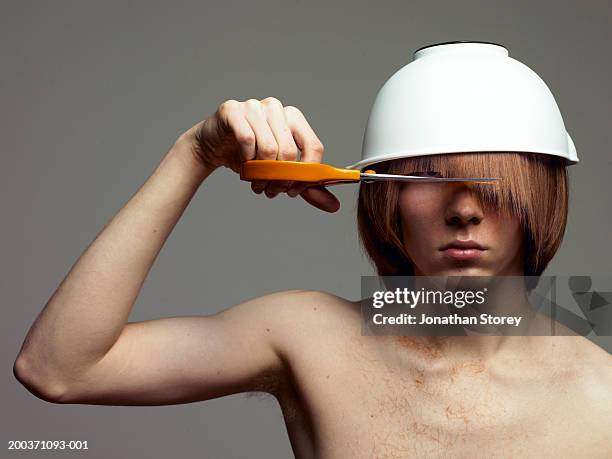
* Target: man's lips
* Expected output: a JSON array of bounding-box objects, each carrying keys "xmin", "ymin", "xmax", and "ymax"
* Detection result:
[
  {"xmin": 439, "ymin": 240, "xmax": 488, "ymax": 261},
  {"xmin": 440, "ymin": 240, "xmax": 487, "ymax": 250}
]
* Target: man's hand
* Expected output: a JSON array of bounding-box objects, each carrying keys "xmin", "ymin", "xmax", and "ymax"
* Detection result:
[{"xmin": 180, "ymin": 97, "xmax": 340, "ymax": 213}]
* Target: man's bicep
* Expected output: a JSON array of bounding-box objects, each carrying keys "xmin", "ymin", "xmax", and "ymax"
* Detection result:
[{"xmin": 59, "ymin": 292, "xmax": 292, "ymax": 406}]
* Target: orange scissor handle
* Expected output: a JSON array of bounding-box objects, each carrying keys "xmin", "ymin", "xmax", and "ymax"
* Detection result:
[{"xmin": 239, "ymin": 160, "xmax": 361, "ymax": 184}]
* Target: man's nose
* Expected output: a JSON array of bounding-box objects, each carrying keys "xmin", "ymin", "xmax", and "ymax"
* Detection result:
[{"xmin": 444, "ymin": 186, "xmax": 484, "ymax": 226}]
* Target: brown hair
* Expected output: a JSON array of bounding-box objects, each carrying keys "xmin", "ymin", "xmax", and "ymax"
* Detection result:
[{"xmin": 357, "ymin": 152, "xmax": 569, "ymax": 277}]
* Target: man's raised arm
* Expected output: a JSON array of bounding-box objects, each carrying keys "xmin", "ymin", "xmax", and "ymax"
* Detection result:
[{"xmin": 13, "ymin": 97, "xmax": 333, "ymax": 405}]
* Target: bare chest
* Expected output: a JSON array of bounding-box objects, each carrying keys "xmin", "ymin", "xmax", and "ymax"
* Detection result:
[{"xmin": 278, "ymin": 345, "xmax": 605, "ymax": 458}]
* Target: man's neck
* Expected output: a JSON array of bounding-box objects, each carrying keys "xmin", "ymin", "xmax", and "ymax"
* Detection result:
[{"xmin": 400, "ymin": 273, "xmax": 535, "ymax": 364}]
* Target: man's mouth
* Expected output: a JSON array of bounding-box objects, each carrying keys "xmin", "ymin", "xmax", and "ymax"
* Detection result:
[{"xmin": 439, "ymin": 240, "xmax": 488, "ymax": 261}]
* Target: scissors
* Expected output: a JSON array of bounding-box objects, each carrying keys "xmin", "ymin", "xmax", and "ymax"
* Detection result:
[{"xmin": 239, "ymin": 160, "xmax": 499, "ymax": 185}]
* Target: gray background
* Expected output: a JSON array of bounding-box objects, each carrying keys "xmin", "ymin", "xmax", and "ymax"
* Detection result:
[{"xmin": 2, "ymin": 0, "xmax": 611, "ymax": 457}]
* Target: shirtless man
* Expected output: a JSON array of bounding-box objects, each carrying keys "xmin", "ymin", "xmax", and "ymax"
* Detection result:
[{"xmin": 13, "ymin": 97, "xmax": 612, "ymax": 458}]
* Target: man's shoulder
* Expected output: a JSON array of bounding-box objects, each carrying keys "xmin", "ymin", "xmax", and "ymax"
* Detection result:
[
  {"xmin": 576, "ymin": 339, "xmax": 612, "ymax": 447},
  {"xmin": 261, "ymin": 289, "xmax": 360, "ymax": 326},
  {"xmin": 269, "ymin": 288, "xmax": 356, "ymax": 305},
  {"xmin": 571, "ymin": 337, "xmax": 612, "ymax": 408},
  {"xmin": 573, "ymin": 336, "xmax": 612, "ymax": 370},
  {"xmin": 241, "ymin": 289, "xmax": 363, "ymax": 365},
  {"xmin": 233, "ymin": 289, "xmax": 360, "ymax": 330},
  {"xmin": 214, "ymin": 289, "xmax": 360, "ymax": 342}
]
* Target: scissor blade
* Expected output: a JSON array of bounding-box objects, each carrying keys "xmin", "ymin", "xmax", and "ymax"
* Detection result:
[{"xmin": 360, "ymin": 173, "xmax": 500, "ymax": 183}]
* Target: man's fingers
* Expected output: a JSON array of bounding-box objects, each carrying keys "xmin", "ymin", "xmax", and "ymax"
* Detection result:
[
  {"xmin": 243, "ymin": 99, "xmax": 279, "ymax": 161},
  {"xmin": 263, "ymin": 98, "xmax": 298, "ymax": 197},
  {"xmin": 265, "ymin": 180, "xmax": 294, "ymax": 197},
  {"xmin": 216, "ymin": 99, "xmax": 257, "ymax": 162},
  {"xmin": 251, "ymin": 180, "xmax": 267, "ymax": 194},
  {"xmin": 242, "ymin": 99, "xmax": 281, "ymax": 196},
  {"xmin": 284, "ymin": 106, "xmax": 325, "ymax": 164},
  {"xmin": 299, "ymin": 186, "xmax": 340, "ymax": 213},
  {"xmin": 240, "ymin": 100, "xmax": 327, "ymax": 202},
  {"xmin": 287, "ymin": 182, "xmax": 310, "ymax": 198},
  {"xmin": 252, "ymin": 178, "xmax": 341, "ymax": 212},
  {"xmin": 262, "ymin": 97, "xmax": 299, "ymax": 162}
]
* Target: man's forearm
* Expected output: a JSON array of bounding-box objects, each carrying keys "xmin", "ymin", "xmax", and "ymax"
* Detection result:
[{"xmin": 16, "ymin": 137, "xmax": 214, "ymax": 380}]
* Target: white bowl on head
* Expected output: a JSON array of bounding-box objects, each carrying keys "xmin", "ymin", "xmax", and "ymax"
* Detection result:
[{"xmin": 346, "ymin": 41, "xmax": 578, "ymax": 170}]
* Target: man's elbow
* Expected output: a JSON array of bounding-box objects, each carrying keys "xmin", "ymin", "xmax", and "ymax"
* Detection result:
[{"xmin": 13, "ymin": 353, "xmax": 71, "ymax": 404}]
